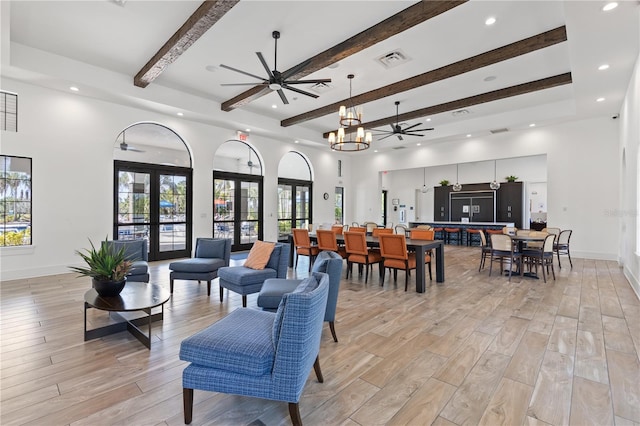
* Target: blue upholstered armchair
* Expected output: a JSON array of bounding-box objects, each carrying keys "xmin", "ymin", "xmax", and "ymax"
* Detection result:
[
  {"xmin": 103, "ymin": 239, "xmax": 149, "ymax": 283},
  {"xmin": 180, "ymin": 272, "xmax": 329, "ymax": 426},
  {"xmin": 258, "ymin": 250, "xmax": 343, "ymax": 342},
  {"xmin": 217, "ymin": 242, "xmax": 290, "ymax": 307},
  {"xmin": 169, "ymin": 238, "xmax": 231, "ymax": 296}
]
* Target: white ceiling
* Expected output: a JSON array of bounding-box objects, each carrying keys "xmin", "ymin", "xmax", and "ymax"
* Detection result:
[{"xmin": 2, "ymin": 0, "xmax": 639, "ymax": 153}]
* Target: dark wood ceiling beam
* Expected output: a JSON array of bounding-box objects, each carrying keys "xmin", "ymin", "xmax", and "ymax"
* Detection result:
[
  {"xmin": 287, "ymin": 26, "xmax": 567, "ymax": 128},
  {"xmin": 134, "ymin": 0, "xmax": 239, "ymax": 88},
  {"xmin": 220, "ymin": 0, "xmax": 467, "ymax": 111},
  {"xmin": 322, "ymin": 73, "xmax": 572, "ymax": 138}
]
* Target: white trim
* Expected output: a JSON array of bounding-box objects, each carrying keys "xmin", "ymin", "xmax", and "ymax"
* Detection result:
[
  {"xmin": 623, "ymin": 264, "xmax": 640, "ymax": 302},
  {"xmin": 0, "ymin": 245, "xmax": 36, "ymax": 256}
]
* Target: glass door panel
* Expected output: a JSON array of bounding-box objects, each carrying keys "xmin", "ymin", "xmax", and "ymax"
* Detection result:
[
  {"xmin": 240, "ymin": 181, "xmax": 259, "ymax": 245},
  {"xmin": 159, "ymin": 174, "xmax": 187, "ymax": 252},
  {"xmin": 278, "ymin": 184, "xmax": 292, "ymax": 239},
  {"xmin": 117, "ymin": 171, "xmax": 150, "ymax": 242},
  {"xmin": 277, "ymin": 179, "xmax": 312, "ymax": 240}
]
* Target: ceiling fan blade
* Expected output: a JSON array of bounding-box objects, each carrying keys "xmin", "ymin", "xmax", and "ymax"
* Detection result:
[
  {"xmin": 280, "ymin": 58, "xmax": 311, "ymax": 80},
  {"xmin": 389, "ymin": 124, "xmax": 396, "ymax": 132},
  {"xmin": 282, "ymin": 84, "xmax": 319, "ymax": 98},
  {"xmin": 256, "ymin": 52, "xmax": 275, "ymax": 79},
  {"xmin": 377, "ymin": 134, "xmax": 395, "ymax": 141},
  {"xmin": 221, "ymin": 82, "xmax": 267, "ymax": 86},
  {"xmin": 277, "ymin": 89, "xmax": 289, "ymax": 104},
  {"xmin": 402, "ymin": 133, "xmax": 425, "ymax": 137},
  {"xmin": 406, "ymin": 128, "xmax": 435, "ymax": 132},
  {"xmin": 284, "ymin": 78, "xmax": 332, "ymax": 85},
  {"xmin": 219, "ymin": 64, "xmax": 265, "ymax": 81},
  {"xmin": 403, "ymin": 123, "xmax": 422, "ymax": 131}
]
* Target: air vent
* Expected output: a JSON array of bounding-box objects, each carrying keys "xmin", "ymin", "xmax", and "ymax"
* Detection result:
[
  {"xmin": 376, "ymin": 49, "xmax": 411, "ymax": 69},
  {"xmin": 310, "ymin": 82, "xmax": 333, "ymax": 94},
  {"xmin": 452, "ymin": 109, "xmax": 470, "ymax": 117},
  {"xmin": 490, "ymin": 128, "xmax": 509, "ymax": 134},
  {"xmin": 392, "ymin": 146, "xmax": 407, "ymax": 150}
]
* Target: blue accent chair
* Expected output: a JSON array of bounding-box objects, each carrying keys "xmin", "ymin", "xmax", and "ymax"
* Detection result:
[
  {"xmin": 217, "ymin": 242, "xmax": 290, "ymax": 307},
  {"xmin": 103, "ymin": 239, "xmax": 149, "ymax": 283},
  {"xmin": 169, "ymin": 238, "xmax": 231, "ymax": 296},
  {"xmin": 257, "ymin": 250, "xmax": 343, "ymax": 342},
  {"xmin": 180, "ymin": 272, "xmax": 329, "ymax": 426}
]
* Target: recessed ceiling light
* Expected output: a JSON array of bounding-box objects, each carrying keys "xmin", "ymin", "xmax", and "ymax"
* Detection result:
[
  {"xmin": 425, "ymin": 118, "xmax": 431, "ymax": 122},
  {"xmin": 597, "ymin": 97, "xmax": 605, "ymax": 102},
  {"xmin": 598, "ymin": 64, "xmax": 610, "ymax": 70},
  {"xmin": 245, "ymin": 128, "xmax": 251, "ymax": 132},
  {"xmin": 417, "ymin": 143, "xmax": 421, "ymax": 146},
  {"xmin": 529, "ymin": 123, "xmax": 536, "ymax": 127},
  {"xmin": 205, "ymin": 65, "xmax": 218, "ymax": 72},
  {"xmin": 485, "ymin": 17, "xmax": 496, "ymax": 26},
  {"xmin": 69, "ymin": 86, "xmax": 79, "ymax": 92},
  {"xmin": 294, "ymin": 140, "xmax": 299, "ymax": 144},
  {"xmin": 271, "ymin": 104, "xmax": 277, "ymax": 109},
  {"xmin": 484, "ymin": 76, "xmax": 497, "ymax": 82},
  {"xmin": 374, "ymin": 150, "xmax": 378, "ymax": 153},
  {"xmin": 176, "ymin": 112, "xmax": 184, "ymax": 116},
  {"xmin": 466, "ymin": 134, "xmax": 472, "ymax": 138},
  {"xmin": 602, "ymin": 2, "xmax": 618, "ymax": 11},
  {"xmin": 328, "ymin": 63, "xmax": 340, "ymax": 69}
]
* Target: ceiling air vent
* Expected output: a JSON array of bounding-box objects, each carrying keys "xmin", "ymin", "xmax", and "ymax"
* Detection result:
[
  {"xmin": 376, "ymin": 49, "xmax": 411, "ymax": 69},
  {"xmin": 392, "ymin": 146, "xmax": 407, "ymax": 150},
  {"xmin": 310, "ymin": 82, "xmax": 333, "ymax": 94},
  {"xmin": 490, "ymin": 128, "xmax": 509, "ymax": 134},
  {"xmin": 452, "ymin": 109, "xmax": 470, "ymax": 117}
]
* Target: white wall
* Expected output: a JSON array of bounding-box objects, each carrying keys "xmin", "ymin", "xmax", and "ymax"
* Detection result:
[
  {"xmin": 620, "ymin": 50, "xmax": 640, "ymax": 299},
  {"xmin": 0, "ymin": 80, "xmax": 351, "ymax": 280},
  {"xmin": 351, "ymin": 117, "xmax": 621, "ymax": 260}
]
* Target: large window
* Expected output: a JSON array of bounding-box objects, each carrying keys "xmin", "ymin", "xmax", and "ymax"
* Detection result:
[
  {"xmin": 277, "ymin": 152, "xmax": 313, "ymax": 240},
  {"xmin": 0, "ymin": 155, "xmax": 31, "ymax": 246},
  {"xmin": 335, "ymin": 187, "xmax": 344, "ymax": 224}
]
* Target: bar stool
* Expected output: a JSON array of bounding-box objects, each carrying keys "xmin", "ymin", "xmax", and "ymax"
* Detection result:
[
  {"xmin": 444, "ymin": 227, "xmax": 462, "ymax": 245},
  {"xmin": 466, "ymin": 229, "xmax": 482, "ymax": 246},
  {"xmin": 432, "ymin": 227, "xmax": 444, "ymax": 240}
]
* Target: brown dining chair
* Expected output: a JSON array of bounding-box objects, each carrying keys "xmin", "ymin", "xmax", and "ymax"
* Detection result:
[
  {"xmin": 372, "ymin": 228, "xmax": 393, "ymax": 237},
  {"xmin": 409, "ymin": 229, "xmax": 433, "ymax": 280},
  {"xmin": 316, "ymin": 229, "xmax": 348, "ymax": 259},
  {"xmin": 349, "ymin": 226, "xmax": 366, "ymax": 233},
  {"xmin": 331, "ymin": 224, "xmax": 345, "ymax": 235},
  {"xmin": 292, "ymin": 228, "xmax": 320, "ymax": 271},
  {"xmin": 378, "ymin": 234, "xmax": 418, "ymax": 291},
  {"xmin": 343, "ymin": 231, "xmax": 382, "ymax": 283},
  {"xmin": 489, "ymin": 233, "xmax": 522, "ymax": 281}
]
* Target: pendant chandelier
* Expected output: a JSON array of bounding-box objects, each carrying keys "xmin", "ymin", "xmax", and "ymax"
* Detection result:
[
  {"xmin": 421, "ymin": 167, "xmax": 429, "ymax": 193},
  {"xmin": 490, "ymin": 160, "xmax": 501, "ymax": 190},
  {"xmin": 328, "ymin": 74, "xmax": 372, "ymax": 151},
  {"xmin": 452, "ymin": 164, "xmax": 462, "ymax": 191}
]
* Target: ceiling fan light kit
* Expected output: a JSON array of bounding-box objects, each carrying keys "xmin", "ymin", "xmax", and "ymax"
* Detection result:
[
  {"xmin": 328, "ymin": 74, "xmax": 372, "ymax": 152},
  {"xmin": 220, "ymin": 30, "xmax": 331, "ymax": 105}
]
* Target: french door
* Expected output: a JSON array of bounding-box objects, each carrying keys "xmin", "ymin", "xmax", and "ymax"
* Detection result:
[
  {"xmin": 114, "ymin": 161, "xmax": 192, "ymax": 261},
  {"xmin": 213, "ymin": 171, "xmax": 263, "ymax": 251},
  {"xmin": 277, "ymin": 179, "xmax": 312, "ymax": 241}
]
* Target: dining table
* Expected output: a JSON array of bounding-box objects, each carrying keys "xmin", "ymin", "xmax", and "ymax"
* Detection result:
[
  {"xmin": 287, "ymin": 233, "xmax": 445, "ymax": 293},
  {"xmin": 509, "ymin": 234, "xmax": 548, "ymax": 279}
]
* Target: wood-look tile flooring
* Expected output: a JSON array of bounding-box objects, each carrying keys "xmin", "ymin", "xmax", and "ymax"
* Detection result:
[{"xmin": 1, "ymin": 247, "xmax": 639, "ymax": 426}]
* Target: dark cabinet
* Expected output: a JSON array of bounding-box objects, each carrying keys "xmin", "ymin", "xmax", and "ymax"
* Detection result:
[
  {"xmin": 496, "ymin": 182, "xmax": 523, "ymax": 228},
  {"xmin": 434, "ymin": 186, "xmax": 449, "ymax": 220}
]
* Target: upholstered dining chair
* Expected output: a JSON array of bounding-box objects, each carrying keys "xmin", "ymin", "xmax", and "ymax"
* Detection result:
[
  {"xmin": 489, "ymin": 233, "xmax": 522, "ymax": 281},
  {"xmin": 522, "ymin": 234, "xmax": 556, "ymax": 282},
  {"xmin": 363, "ymin": 222, "xmax": 378, "ymax": 234},
  {"xmin": 555, "ymin": 229, "xmax": 573, "ymax": 268},
  {"xmin": 349, "ymin": 226, "xmax": 366, "ymax": 233},
  {"xmin": 378, "ymin": 233, "xmax": 418, "ymax": 291},
  {"xmin": 343, "ymin": 231, "xmax": 383, "ymax": 284},
  {"xmin": 292, "ymin": 228, "xmax": 319, "ymax": 270},
  {"xmin": 372, "ymin": 227, "xmax": 393, "ymax": 237},
  {"xmin": 416, "ymin": 224, "xmax": 432, "ymax": 230},
  {"xmin": 409, "ymin": 229, "xmax": 433, "ymax": 280},
  {"xmin": 394, "ymin": 224, "xmax": 408, "ymax": 236},
  {"xmin": 331, "ymin": 224, "xmax": 345, "ymax": 235},
  {"xmin": 180, "ymin": 272, "xmax": 329, "ymax": 426},
  {"xmin": 316, "ymin": 229, "xmax": 348, "ymax": 259}
]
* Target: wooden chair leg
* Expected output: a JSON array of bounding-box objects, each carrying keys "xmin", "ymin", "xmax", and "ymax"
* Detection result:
[
  {"xmin": 329, "ymin": 321, "xmax": 338, "ymax": 342},
  {"xmin": 288, "ymin": 403, "xmax": 303, "ymax": 426},
  {"xmin": 313, "ymin": 356, "xmax": 324, "ymax": 382},
  {"xmin": 428, "ymin": 262, "xmax": 432, "ymax": 280},
  {"xmin": 183, "ymin": 388, "xmax": 193, "ymax": 424}
]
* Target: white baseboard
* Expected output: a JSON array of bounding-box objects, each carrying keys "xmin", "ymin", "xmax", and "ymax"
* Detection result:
[
  {"xmin": 623, "ymin": 264, "xmax": 640, "ymax": 302},
  {"xmin": 571, "ymin": 250, "xmax": 618, "ymax": 261},
  {"xmin": 1, "ymin": 265, "xmax": 71, "ymax": 282}
]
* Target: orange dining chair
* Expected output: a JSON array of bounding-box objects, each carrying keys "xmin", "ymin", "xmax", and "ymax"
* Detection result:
[
  {"xmin": 349, "ymin": 227, "xmax": 366, "ymax": 233},
  {"xmin": 372, "ymin": 228, "xmax": 393, "ymax": 237},
  {"xmin": 343, "ymin": 231, "xmax": 383, "ymax": 283},
  {"xmin": 316, "ymin": 229, "xmax": 348, "ymax": 259},
  {"xmin": 409, "ymin": 229, "xmax": 433, "ymax": 280},
  {"xmin": 331, "ymin": 225, "xmax": 345, "ymax": 235},
  {"xmin": 292, "ymin": 228, "xmax": 320, "ymax": 271},
  {"xmin": 378, "ymin": 234, "xmax": 418, "ymax": 291}
]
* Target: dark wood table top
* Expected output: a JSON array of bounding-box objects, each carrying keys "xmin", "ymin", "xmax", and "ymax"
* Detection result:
[{"xmin": 84, "ymin": 282, "xmax": 171, "ymax": 312}]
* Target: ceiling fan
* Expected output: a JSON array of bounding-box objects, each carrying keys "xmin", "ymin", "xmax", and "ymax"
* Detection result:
[
  {"xmin": 119, "ymin": 130, "xmax": 144, "ymax": 152},
  {"xmin": 220, "ymin": 30, "xmax": 331, "ymax": 105},
  {"xmin": 371, "ymin": 101, "xmax": 434, "ymax": 141}
]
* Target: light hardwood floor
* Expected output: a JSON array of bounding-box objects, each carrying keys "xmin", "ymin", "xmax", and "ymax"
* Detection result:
[{"xmin": 1, "ymin": 246, "xmax": 639, "ymax": 426}]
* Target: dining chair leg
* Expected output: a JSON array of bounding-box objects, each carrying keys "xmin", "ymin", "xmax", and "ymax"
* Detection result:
[{"xmin": 428, "ymin": 262, "xmax": 432, "ymax": 281}]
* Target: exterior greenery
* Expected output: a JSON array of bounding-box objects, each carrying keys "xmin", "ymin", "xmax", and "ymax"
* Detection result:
[
  {"xmin": 0, "ymin": 155, "xmax": 32, "ymax": 246},
  {"xmin": 70, "ymin": 238, "xmax": 132, "ymax": 282}
]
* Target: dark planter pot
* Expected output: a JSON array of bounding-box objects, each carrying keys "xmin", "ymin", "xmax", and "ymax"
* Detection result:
[{"xmin": 92, "ymin": 278, "xmax": 126, "ymax": 297}]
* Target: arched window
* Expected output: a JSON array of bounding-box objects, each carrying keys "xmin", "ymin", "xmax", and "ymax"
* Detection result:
[
  {"xmin": 113, "ymin": 122, "xmax": 192, "ymax": 261},
  {"xmin": 277, "ymin": 152, "xmax": 312, "ymax": 240}
]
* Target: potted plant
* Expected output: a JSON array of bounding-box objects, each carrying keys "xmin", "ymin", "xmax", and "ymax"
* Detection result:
[
  {"xmin": 439, "ymin": 179, "xmax": 450, "ymax": 186},
  {"xmin": 69, "ymin": 237, "xmax": 132, "ymax": 297},
  {"xmin": 505, "ymin": 175, "xmax": 518, "ymax": 182}
]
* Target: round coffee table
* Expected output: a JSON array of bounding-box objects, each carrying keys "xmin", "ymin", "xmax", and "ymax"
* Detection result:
[{"xmin": 84, "ymin": 282, "xmax": 171, "ymax": 349}]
